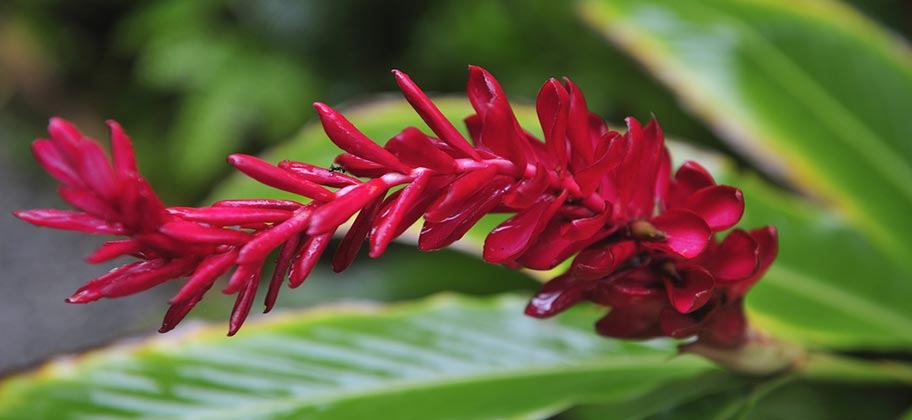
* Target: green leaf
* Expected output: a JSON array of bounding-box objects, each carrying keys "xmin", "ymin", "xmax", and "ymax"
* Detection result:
[
  {"xmin": 739, "ymin": 380, "xmax": 912, "ymax": 420},
  {"xmin": 799, "ymin": 353, "xmax": 912, "ymax": 385},
  {"xmin": 561, "ymin": 371, "xmax": 762, "ymax": 420},
  {"xmin": 0, "ymin": 295, "xmax": 712, "ymax": 419},
  {"xmin": 615, "ymin": 379, "xmax": 911, "ymax": 420},
  {"xmin": 634, "ymin": 376, "xmax": 787, "ymax": 420},
  {"xmin": 579, "ymin": 0, "xmax": 912, "ymax": 268},
  {"xmin": 566, "ymin": 370, "xmax": 912, "ymax": 420}
]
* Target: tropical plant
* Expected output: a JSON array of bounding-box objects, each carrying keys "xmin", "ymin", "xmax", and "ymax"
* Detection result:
[{"xmin": 3, "ymin": 0, "xmax": 912, "ymax": 419}]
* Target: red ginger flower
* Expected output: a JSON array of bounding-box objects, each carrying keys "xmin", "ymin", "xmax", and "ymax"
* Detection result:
[{"xmin": 15, "ymin": 66, "xmax": 776, "ymax": 348}]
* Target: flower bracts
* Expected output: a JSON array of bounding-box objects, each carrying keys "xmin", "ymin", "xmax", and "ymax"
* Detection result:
[{"xmin": 15, "ymin": 67, "xmax": 776, "ymax": 347}]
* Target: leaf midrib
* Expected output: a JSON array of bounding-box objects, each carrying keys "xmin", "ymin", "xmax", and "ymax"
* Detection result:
[{"xmin": 149, "ymin": 354, "xmax": 704, "ymax": 420}]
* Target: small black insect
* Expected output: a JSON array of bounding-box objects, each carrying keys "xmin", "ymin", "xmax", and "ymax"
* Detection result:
[{"xmin": 329, "ymin": 164, "xmax": 347, "ymax": 174}]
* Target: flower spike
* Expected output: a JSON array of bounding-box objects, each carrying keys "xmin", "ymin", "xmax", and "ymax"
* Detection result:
[{"xmin": 16, "ymin": 68, "xmax": 776, "ymax": 349}]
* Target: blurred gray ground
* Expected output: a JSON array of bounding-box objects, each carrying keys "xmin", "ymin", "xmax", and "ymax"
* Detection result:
[{"xmin": 0, "ymin": 143, "xmax": 167, "ymax": 374}]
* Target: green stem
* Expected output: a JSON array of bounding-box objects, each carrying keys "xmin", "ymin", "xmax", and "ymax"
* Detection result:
[
  {"xmin": 685, "ymin": 327, "xmax": 912, "ymax": 385},
  {"xmin": 798, "ymin": 352, "xmax": 912, "ymax": 385},
  {"xmin": 683, "ymin": 328, "xmax": 806, "ymax": 375}
]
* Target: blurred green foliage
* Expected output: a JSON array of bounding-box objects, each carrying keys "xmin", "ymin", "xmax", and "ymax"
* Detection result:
[
  {"xmin": 2, "ymin": 0, "xmax": 906, "ymax": 200},
  {"xmin": 0, "ymin": 0, "xmax": 718, "ymax": 202}
]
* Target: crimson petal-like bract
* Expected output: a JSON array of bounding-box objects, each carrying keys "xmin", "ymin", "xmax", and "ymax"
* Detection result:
[{"xmin": 14, "ymin": 67, "xmax": 776, "ymax": 347}]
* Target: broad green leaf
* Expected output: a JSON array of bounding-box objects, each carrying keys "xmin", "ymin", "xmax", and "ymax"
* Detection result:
[
  {"xmin": 565, "ymin": 368, "xmax": 912, "ymax": 420},
  {"xmin": 738, "ymin": 380, "xmax": 912, "ymax": 420},
  {"xmin": 580, "ymin": 0, "xmax": 912, "ymax": 268},
  {"xmin": 595, "ymin": 379, "xmax": 912, "ymax": 420},
  {"xmin": 0, "ymin": 295, "xmax": 712, "ymax": 419},
  {"xmin": 210, "ymin": 97, "xmax": 912, "ymax": 350},
  {"xmin": 560, "ymin": 372, "xmax": 761, "ymax": 420}
]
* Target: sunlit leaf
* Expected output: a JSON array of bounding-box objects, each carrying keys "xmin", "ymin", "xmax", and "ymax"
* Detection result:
[{"xmin": 0, "ymin": 295, "xmax": 712, "ymax": 419}]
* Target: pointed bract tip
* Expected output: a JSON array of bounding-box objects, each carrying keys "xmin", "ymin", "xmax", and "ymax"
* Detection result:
[
  {"xmin": 225, "ymin": 154, "xmax": 253, "ymax": 168},
  {"xmin": 48, "ymin": 117, "xmax": 82, "ymax": 143},
  {"xmin": 467, "ymin": 65, "xmax": 489, "ymax": 77},
  {"xmin": 524, "ymin": 303, "xmax": 549, "ymax": 318},
  {"xmin": 65, "ymin": 289, "xmax": 97, "ymax": 304},
  {"xmin": 538, "ymin": 79, "xmax": 567, "ymax": 99},
  {"xmin": 227, "ymin": 325, "xmax": 241, "ymax": 336},
  {"xmin": 391, "ymin": 69, "xmax": 409, "ymax": 83},
  {"xmin": 48, "ymin": 116, "xmax": 67, "ymax": 128},
  {"xmin": 625, "ymin": 116, "xmax": 643, "ymax": 128}
]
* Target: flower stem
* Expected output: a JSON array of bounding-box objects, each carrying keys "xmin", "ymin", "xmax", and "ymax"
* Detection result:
[
  {"xmin": 798, "ymin": 352, "xmax": 912, "ymax": 385},
  {"xmin": 685, "ymin": 327, "xmax": 912, "ymax": 384},
  {"xmin": 682, "ymin": 327, "xmax": 806, "ymax": 375}
]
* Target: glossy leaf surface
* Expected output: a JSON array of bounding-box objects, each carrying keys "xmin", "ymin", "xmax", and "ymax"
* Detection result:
[{"xmin": 0, "ymin": 295, "xmax": 711, "ymax": 419}]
